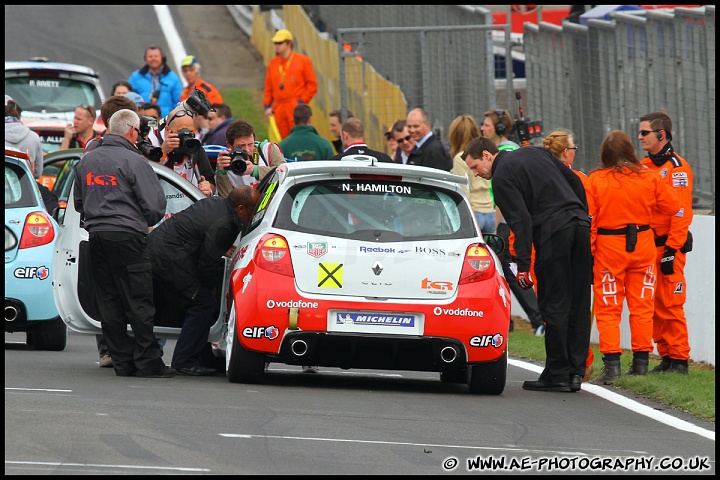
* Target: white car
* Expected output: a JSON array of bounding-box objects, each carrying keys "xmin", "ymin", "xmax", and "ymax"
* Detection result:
[{"xmin": 223, "ymin": 157, "xmax": 511, "ymax": 394}]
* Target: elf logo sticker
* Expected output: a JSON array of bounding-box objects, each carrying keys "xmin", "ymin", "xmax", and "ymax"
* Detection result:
[
  {"xmin": 14, "ymin": 266, "xmax": 50, "ymax": 280},
  {"xmin": 469, "ymin": 334, "xmax": 504, "ymax": 348},
  {"xmin": 242, "ymin": 325, "xmax": 280, "ymax": 340}
]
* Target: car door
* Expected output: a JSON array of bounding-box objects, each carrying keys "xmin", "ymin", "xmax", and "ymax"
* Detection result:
[{"xmin": 53, "ymin": 161, "xmax": 207, "ymax": 336}]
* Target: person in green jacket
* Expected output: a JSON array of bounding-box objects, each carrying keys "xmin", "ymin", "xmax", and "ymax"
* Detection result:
[{"xmin": 279, "ymin": 104, "xmax": 335, "ymax": 161}]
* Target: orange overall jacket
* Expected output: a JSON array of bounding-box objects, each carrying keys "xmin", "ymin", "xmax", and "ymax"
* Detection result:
[
  {"xmin": 640, "ymin": 148, "xmax": 694, "ymax": 360},
  {"xmin": 181, "ymin": 77, "xmax": 223, "ymax": 105},
  {"xmin": 587, "ymin": 166, "xmax": 680, "ymax": 355},
  {"xmin": 263, "ymin": 52, "xmax": 318, "ymax": 139}
]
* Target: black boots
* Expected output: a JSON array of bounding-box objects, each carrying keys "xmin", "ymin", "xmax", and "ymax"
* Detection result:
[
  {"xmin": 593, "ymin": 358, "xmax": 621, "ymax": 385},
  {"xmin": 649, "ymin": 356, "xmax": 671, "ymax": 373},
  {"xmin": 626, "ymin": 354, "xmax": 649, "ymax": 375},
  {"xmin": 649, "ymin": 356, "xmax": 688, "ymax": 374}
]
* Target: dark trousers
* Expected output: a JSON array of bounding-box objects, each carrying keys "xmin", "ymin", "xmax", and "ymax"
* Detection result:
[
  {"xmin": 89, "ymin": 231, "xmax": 165, "ymax": 376},
  {"xmin": 534, "ymin": 219, "xmax": 593, "ymax": 383},
  {"xmin": 164, "ymin": 286, "xmax": 217, "ymax": 370},
  {"xmin": 496, "ymin": 222, "xmax": 544, "ymax": 330}
]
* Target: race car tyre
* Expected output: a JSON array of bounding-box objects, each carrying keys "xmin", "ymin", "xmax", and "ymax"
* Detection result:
[
  {"xmin": 28, "ymin": 316, "xmax": 67, "ymax": 351},
  {"xmin": 467, "ymin": 349, "xmax": 507, "ymax": 395},
  {"xmin": 226, "ymin": 317, "xmax": 265, "ymax": 384},
  {"xmin": 440, "ymin": 368, "xmax": 468, "ymax": 383}
]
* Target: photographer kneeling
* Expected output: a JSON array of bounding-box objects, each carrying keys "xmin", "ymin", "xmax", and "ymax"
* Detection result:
[
  {"xmin": 215, "ymin": 119, "xmax": 286, "ymax": 197},
  {"xmin": 147, "ymin": 185, "xmax": 260, "ymax": 375}
]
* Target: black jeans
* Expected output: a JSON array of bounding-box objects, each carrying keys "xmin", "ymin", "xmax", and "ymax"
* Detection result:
[
  {"xmin": 534, "ymin": 219, "xmax": 592, "ymax": 383},
  {"xmin": 496, "ymin": 223, "xmax": 544, "ymax": 330},
  {"xmin": 163, "ymin": 286, "xmax": 217, "ymax": 370},
  {"xmin": 89, "ymin": 231, "xmax": 165, "ymax": 376}
]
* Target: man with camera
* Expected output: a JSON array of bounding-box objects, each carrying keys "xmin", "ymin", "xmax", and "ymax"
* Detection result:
[{"xmin": 214, "ymin": 119, "xmax": 286, "ymax": 197}]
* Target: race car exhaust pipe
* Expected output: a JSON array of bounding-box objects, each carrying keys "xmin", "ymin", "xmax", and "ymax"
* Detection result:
[
  {"xmin": 291, "ymin": 339, "xmax": 309, "ymax": 357},
  {"xmin": 440, "ymin": 346, "xmax": 458, "ymax": 363},
  {"xmin": 5, "ymin": 306, "xmax": 19, "ymax": 322}
]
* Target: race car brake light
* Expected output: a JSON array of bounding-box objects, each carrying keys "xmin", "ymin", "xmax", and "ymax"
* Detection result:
[
  {"xmin": 458, "ymin": 244, "xmax": 495, "ymax": 284},
  {"xmin": 19, "ymin": 212, "xmax": 55, "ymax": 249},
  {"xmin": 254, "ymin": 233, "xmax": 294, "ymax": 277}
]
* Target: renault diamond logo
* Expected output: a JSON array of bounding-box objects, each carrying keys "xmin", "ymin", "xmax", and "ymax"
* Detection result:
[{"xmin": 372, "ymin": 261, "xmax": 383, "ymax": 276}]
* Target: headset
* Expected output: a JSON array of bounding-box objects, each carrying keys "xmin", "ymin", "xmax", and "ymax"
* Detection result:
[
  {"xmin": 657, "ymin": 131, "xmax": 663, "ymax": 141},
  {"xmin": 494, "ymin": 109, "xmax": 508, "ymax": 137}
]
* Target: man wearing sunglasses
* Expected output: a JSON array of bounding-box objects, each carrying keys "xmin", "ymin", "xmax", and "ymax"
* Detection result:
[
  {"xmin": 390, "ymin": 119, "xmax": 416, "ymax": 165},
  {"xmin": 638, "ymin": 112, "xmax": 694, "ymax": 375},
  {"xmin": 263, "ymin": 29, "xmax": 318, "ymax": 140},
  {"xmin": 60, "ymin": 103, "xmax": 102, "ymax": 150}
]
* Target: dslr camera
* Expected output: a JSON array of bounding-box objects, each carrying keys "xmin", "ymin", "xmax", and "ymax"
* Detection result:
[
  {"xmin": 136, "ymin": 116, "xmax": 163, "ymax": 162},
  {"xmin": 179, "ymin": 88, "xmax": 214, "ymax": 117},
  {"xmin": 176, "ymin": 127, "xmax": 202, "ymax": 156},
  {"xmin": 230, "ymin": 147, "xmax": 250, "ymax": 175}
]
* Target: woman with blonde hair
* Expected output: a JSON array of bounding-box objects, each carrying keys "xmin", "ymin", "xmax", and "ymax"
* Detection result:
[{"xmin": 448, "ymin": 114, "xmax": 496, "ymax": 234}]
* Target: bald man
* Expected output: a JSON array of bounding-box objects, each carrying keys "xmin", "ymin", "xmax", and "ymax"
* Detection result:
[{"xmin": 147, "ymin": 186, "xmax": 260, "ymax": 376}]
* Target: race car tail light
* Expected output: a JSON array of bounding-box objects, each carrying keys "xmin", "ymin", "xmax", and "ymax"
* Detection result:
[
  {"xmin": 254, "ymin": 234, "xmax": 294, "ymax": 277},
  {"xmin": 18, "ymin": 212, "xmax": 55, "ymax": 249},
  {"xmin": 459, "ymin": 244, "xmax": 495, "ymax": 284}
]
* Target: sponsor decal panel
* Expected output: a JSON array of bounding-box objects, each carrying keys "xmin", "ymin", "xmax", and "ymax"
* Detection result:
[
  {"xmin": 266, "ymin": 299, "xmax": 319, "ymax": 309},
  {"xmin": 242, "ymin": 325, "xmax": 280, "ymax": 339},
  {"xmin": 335, "ymin": 311, "xmax": 416, "ymax": 327},
  {"xmin": 307, "ymin": 242, "xmax": 327, "ymax": 258},
  {"xmin": 14, "ymin": 266, "xmax": 50, "ymax": 280},
  {"xmin": 469, "ymin": 334, "xmax": 504, "ymax": 348},
  {"xmin": 433, "ymin": 306, "xmax": 484, "ymax": 317}
]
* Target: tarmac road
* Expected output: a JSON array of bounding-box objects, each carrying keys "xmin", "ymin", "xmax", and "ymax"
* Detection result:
[{"xmin": 173, "ymin": 5, "xmax": 266, "ymax": 91}]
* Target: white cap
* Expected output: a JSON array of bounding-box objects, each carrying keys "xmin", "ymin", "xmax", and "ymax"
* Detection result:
[{"xmin": 5, "ymin": 94, "xmax": 15, "ymax": 106}]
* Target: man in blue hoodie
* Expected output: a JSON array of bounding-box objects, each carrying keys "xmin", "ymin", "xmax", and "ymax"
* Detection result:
[{"xmin": 128, "ymin": 45, "xmax": 182, "ymax": 117}]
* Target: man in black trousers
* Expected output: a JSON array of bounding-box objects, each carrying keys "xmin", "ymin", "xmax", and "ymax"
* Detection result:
[{"xmin": 463, "ymin": 137, "xmax": 592, "ymax": 393}]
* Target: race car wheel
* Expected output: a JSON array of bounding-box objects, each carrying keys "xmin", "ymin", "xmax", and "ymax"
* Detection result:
[
  {"xmin": 226, "ymin": 317, "xmax": 265, "ymax": 384},
  {"xmin": 467, "ymin": 349, "xmax": 507, "ymax": 395},
  {"xmin": 28, "ymin": 316, "xmax": 67, "ymax": 351}
]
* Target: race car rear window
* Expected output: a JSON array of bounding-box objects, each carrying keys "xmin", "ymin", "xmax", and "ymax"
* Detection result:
[
  {"xmin": 275, "ymin": 179, "xmax": 476, "ymax": 241},
  {"xmin": 4, "ymin": 162, "xmax": 38, "ymax": 208}
]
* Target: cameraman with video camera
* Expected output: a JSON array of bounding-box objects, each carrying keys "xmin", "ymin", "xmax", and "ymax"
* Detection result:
[{"xmin": 214, "ymin": 119, "xmax": 286, "ymax": 197}]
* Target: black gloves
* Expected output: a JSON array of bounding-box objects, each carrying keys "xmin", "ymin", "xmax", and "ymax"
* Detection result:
[{"xmin": 660, "ymin": 247, "xmax": 676, "ymax": 275}]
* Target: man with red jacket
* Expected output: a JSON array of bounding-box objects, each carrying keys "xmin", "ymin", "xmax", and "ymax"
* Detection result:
[
  {"xmin": 263, "ymin": 29, "xmax": 318, "ymax": 139},
  {"xmin": 639, "ymin": 112, "xmax": 694, "ymax": 375}
]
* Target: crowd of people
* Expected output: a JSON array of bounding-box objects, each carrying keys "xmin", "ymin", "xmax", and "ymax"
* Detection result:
[{"xmin": 6, "ymin": 29, "xmax": 694, "ymax": 387}]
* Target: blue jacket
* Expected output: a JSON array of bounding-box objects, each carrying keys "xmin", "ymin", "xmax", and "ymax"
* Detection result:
[{"xmin": 128, "ymin": 64, "xmax": 182, "ymax": 117}]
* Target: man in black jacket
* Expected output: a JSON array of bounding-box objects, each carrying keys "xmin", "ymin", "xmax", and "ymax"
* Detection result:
[
  {"xmin": 463, "ymin": 137, "xmax": 592, "ymax": 393},
  {"xmin": 405, "ymin": 108, "xmax": 452, "ymax": 171},
  {"xmin": 330, "ymin": 117, "xmax": 393, "ymax": 163},
  {"xmin": 147, "ymin": 186, "xmax": 260, "ymax": 376},
  {"xmin": 74, "ymin": 108, "xmax": 172, "ymax": 378}
]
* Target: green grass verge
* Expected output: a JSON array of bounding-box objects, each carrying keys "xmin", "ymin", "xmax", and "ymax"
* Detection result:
[
  {"xmin": 219, "ymin": 88, "xmax": 268, "ymax": 142},
  {"xmin": 221, "ymin": 87, "xmax": 716, "ymax": 424},
  {"xmin": 508, "ymin": 328, "xmax": 715, "ymax": 423}
]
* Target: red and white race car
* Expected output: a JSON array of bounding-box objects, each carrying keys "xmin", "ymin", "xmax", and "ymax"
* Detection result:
[{"xmin": 222, "ymin": 156, "xmax": 511, "ymax": 394}]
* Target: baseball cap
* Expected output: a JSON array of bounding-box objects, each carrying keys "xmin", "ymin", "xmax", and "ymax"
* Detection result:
[
  {"xmin": 272, "ymin": 29, "xmax": 293, "ymax": 43},
  {"xmin": 5, "ymin": 94, "xmax": 15, "ymax": 106},
  {"xmin": 181, "ymin": 55, "xmax": 199, "ymax": 67},
  {"xmin": 124, "ymin": 92, "xmax": 145, "ymax": 107}
]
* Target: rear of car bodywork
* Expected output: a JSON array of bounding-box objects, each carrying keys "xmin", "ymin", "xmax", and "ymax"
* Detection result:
[
  {"xmin": 5, "ymin": 148, "xmax": 66, "ymax": 350},
  {"xmin": 223, "ymin": 159, "xmax": 511, "ymax": 394}
]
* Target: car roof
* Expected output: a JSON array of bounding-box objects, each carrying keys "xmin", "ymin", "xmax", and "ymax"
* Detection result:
[
  {"xmin": 5, "ymin": 146, "xmax": 31, "ymax": 161},
  {"xmin": 277, "ymin": 156, "xmax": 469, "ymax": 187},
  {"xmin": 5, "ymin": 59, "xmax": 100, "ymax": 79}
]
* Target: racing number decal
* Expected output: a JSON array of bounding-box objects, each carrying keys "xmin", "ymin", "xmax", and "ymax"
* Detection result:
[
  {"xmin": 318, "ymin": 263, "xmax": 343, "ymax": 288},
  {"xmin": 257, "ymin": 181, "xmax": 278, "ymax": 211}
]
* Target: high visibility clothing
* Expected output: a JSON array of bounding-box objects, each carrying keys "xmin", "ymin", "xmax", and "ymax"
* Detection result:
[
  {"xmin": 587, "ymin": 166, "xmax": 680, "ymax": 355},
  {"xmin": 181, "ymin": 77, "xmax": 223, "ymax": 106},
  {"xmin": 641, "ymin": 147, "xmax": 694, "ymax": 360},
  {"xmin": 263, "ymin": 51, "xmax": 318, "ymax": 139}
]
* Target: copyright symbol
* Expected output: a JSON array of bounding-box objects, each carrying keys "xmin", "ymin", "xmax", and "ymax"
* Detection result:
[{"xmin": 443, "ymin": 457, "xmax": 458, "ymax": 470}]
